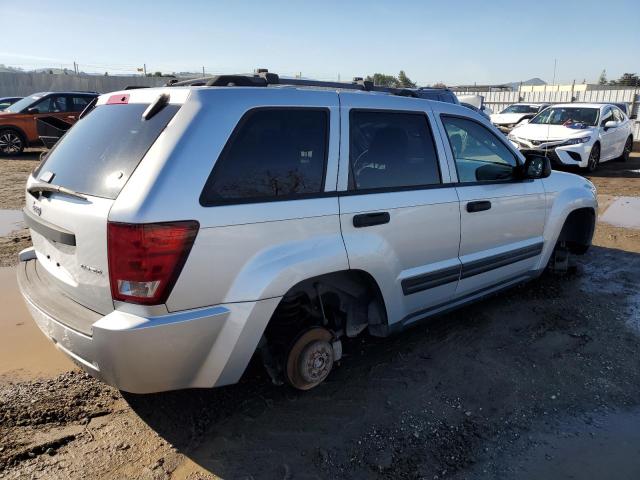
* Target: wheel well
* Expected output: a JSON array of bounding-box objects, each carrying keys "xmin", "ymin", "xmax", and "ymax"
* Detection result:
[
  {"xmin": 257, "ymin": 270, "xmax": 388, "ymax": 384},
  {"xmin": 557, "ymin": 208, "xmax": 595, "ymax": 255},
  {"xmin": 0, "ymin": 125, "xmax": 27, "ymax": 143},
  {"xmin": 265, "ymin": 269, "xmax": 388, "ymax": 343}
]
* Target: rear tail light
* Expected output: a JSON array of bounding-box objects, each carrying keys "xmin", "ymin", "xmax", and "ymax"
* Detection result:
[{"xmin": 107, "ymin": 221, "xmax": 199, "ymax": 305}]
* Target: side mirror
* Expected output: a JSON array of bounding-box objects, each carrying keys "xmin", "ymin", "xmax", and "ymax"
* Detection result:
[
  {"xmin": 604, "ymin": 120, "xmax": 618, "ymax": 130},
  {"xmin": 518, "ymin": 118, "xmax": 530, "ymax": 125},
  {"xmin": 26, "ymin": 107, "xmax": 39, "ymax": 114},
  {"xmin": 522, "ymin": 155, "xmax": 551, "ymax": 179}
]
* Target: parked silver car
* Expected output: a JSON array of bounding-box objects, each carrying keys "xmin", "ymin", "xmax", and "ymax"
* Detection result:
[{"xmin": 17, "ymin": 72, "xmax": 597, "ymax": 393}]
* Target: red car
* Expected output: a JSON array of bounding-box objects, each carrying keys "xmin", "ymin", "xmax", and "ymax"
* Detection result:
[{"xmin": 0, "ymin": 91, "xmax": 97, "ymax": 155}]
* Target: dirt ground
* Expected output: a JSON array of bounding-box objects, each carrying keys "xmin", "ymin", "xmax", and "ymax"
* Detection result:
[{"xmin": 0, "ymin": 152, "xmax": 639, "ymax": 479}]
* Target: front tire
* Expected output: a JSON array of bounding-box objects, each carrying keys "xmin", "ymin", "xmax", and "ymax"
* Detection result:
[
  {"xmin": 586, "ymin": 143, "xmax": 600, "ymax": 172},
  {"xmin": 0, "ymin": 128, "xmax": 25, "ymax": 156}
]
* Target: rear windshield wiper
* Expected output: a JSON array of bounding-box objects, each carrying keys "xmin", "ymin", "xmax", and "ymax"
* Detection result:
[
  {"xmin": 27, "ymin": 181, "xmax": 87, "ymax": 200},
  {"xmin": 142, "ymin": 93, "xmax": 170, "ymax": 121}
]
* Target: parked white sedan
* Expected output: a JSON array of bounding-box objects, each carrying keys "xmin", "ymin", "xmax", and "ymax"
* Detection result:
[
  {"xmin": 491, "ymin": 103, "xmax": 550, "ymax": 133},
  {"xmin": 508, "ymin": 103, "xmax": 634, "ymax": 171}
]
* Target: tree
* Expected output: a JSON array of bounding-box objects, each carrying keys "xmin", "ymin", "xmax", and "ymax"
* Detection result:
[
  {"xmin": 365, "ymin": 73, "xmax": 399, "ymax": 87},
  {"xmin": 598, "ymin": 69, "xmax": 607, "ymax": 85},
  {"xmin": 432, "ymin": 82, "xmax": 447, "ymax": 88},
  {"xmin": 397, "ymin": 70, "xmax": 416, "ymax": 88},
  {"xmin": 609, "ymin": 72, "xmax": 639, "ymax": 86}
]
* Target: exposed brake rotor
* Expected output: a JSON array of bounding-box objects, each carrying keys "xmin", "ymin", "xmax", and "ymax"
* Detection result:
[{"xmin": 285, "ymin": 327, "xmax": 334, "ymax": 390}]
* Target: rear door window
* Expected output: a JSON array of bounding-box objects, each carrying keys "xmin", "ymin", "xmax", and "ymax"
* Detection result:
[
  {"xmin": 34, "ymin": 103, "xmax": 179, "ymax": 199},
  {"xmin": 200, "ymin": 108, "xmax": 328, "ymax": 205},
  {"xmin": 349, "ymin": 110, "xmax": 441, "ymax": 191},
  {"xmin": 70, "ymin": 96, "xmax": 92, "ymax": 112}
]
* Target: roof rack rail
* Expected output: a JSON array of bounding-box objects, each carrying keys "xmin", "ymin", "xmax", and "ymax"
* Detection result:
[{"xmin": 165, "ymin": 69, "xmax": 419, "ymax": 98}]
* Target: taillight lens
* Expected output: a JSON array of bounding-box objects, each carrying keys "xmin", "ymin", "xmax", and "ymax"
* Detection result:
[{"xmin": 107, "ymin": 221, "xmax": 199, "ymax": 305}]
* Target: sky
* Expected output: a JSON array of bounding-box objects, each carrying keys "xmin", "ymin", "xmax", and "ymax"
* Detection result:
[{"xmin": 1, "ymin": 0, "xmax": 638, "ymax": 85}]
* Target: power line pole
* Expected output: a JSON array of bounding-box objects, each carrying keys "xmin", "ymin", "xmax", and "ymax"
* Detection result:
[
  {"xmin": 202, "ymin": 66, "xmax": 205, "ymax": 77},
  {"xmin": 143, "ymin": 63, "xmax": 147, "ymax": 77}
]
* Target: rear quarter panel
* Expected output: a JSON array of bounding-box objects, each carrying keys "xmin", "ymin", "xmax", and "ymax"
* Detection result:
[{"xmin": 110, "ymin": 88, "xmax": 347, "ymax": 312}]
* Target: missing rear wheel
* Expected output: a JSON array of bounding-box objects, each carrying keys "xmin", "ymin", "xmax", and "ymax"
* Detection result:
[{"xmin": 285, "ymin": 327, "xmax": 334, "ymax": 390}]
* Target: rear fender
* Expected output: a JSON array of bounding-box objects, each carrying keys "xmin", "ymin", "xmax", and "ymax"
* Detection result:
[
  {"xmin": 224, "ymin": 233, "xmax": 350, "ymax": 302},
  {"xmin": 198, "ymin": 234, "xmax": 349, "ymax": 386}
]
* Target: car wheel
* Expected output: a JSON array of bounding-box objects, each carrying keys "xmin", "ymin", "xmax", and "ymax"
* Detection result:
[
  {"xmin": 0, "ymin": 129, "xmax": 25, "ymax": 156},
  {"xmin": 618, "ymin": 136, "xmax": 632, "ymax": 162},
  {"xmin": 285, "ymin": 327, "xmax": 334, "ymax": 390},
  {"xmin": 586, "ymin": 144, "xmax": 600, "ymax": 172}
]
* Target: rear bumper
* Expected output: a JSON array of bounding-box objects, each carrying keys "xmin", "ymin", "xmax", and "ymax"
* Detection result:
[{"xmin": 17, "ymin": 258, "xmax": 279, "ymax": 393}]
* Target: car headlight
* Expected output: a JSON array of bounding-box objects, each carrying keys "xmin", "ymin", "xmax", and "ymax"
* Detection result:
[
  {"xmin": 507, "ymin": 133, "xmax": 516, "ymax": 141},
  {"xmin": 563, "ymin": 136, "xmax": 591, "ymax": 145}
]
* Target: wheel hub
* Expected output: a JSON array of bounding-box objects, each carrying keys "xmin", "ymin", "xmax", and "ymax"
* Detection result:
[
  {"xmin": 299, "ymin": 341, "xmax": 333, "ymax": 383},
  {"xmin": 285, "ymin": 327, "xmax": 334, "ymax": 390}
]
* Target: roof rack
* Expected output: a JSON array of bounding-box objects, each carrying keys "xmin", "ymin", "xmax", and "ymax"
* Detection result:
[{"xmin": 165, "ymin": 69, "xmax": 419, "ymax": 98}]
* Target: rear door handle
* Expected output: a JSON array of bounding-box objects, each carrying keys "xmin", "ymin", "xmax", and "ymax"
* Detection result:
[
  {"xmin": 353, "ymin": 212, "xmax": 390, "ymax": 228},
  {"xmin": 466, "ymin": 201, "xmax": 492, "ymax": 213}
]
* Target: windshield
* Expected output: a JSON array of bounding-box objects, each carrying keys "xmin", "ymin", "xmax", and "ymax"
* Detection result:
[
  {"xmin": 501, "ymin": 104, "xmax": 540, "ymax": 114},
  {"xmin": 529, "ymin": 107, "xmax": 599, "ymax": 127},
  {"xmin": 4, "ymin": 94, "xmax": 45, "ymax": 113}
]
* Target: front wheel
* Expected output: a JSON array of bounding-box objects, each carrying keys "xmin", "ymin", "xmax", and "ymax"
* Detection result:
[
  {"xmin": 618, "ymin": 137, "xmax": 632, "ymax": 162},
  {"xmin": 586, "ymin": 144, "xmax": 600, "ymax": 172},
  {"xmin": 0, "ymin": 129, "xmax": 25, "ymax": 156}
]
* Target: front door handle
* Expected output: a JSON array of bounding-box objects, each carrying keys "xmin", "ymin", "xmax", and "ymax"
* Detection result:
[
  {"xmin": 353, "ymin": 212, "xmax": 390, "ymax": 228},
  {"xmin": 467, "ymin": 201, "xmax": 492, "ymax": 213}
]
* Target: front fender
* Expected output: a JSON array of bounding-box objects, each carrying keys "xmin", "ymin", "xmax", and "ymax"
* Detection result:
[{"xmin": 538, "ymin": 172, "xmax": 598, "ymax": 268}]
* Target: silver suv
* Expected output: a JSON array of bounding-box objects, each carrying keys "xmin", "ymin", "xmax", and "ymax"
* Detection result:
[{"xmin": 17, "ymin": 72, "xmax": 597, "ymax": 393}]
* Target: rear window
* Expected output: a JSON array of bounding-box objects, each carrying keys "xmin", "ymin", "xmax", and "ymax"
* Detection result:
[{"xmin": 34, "ymin": 103, "xmax": 179, "ymax": 199}]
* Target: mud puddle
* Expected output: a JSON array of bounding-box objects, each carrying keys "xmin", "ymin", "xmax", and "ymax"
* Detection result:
[
  {"xmin": 627, "ymin": 292, "xmax": 640, "ymax": 335},
  {"xmin": 472, "ymin": 409, "xmax": 640, "ymax": 479},
  {"xmin": 0, "ymin": 209, "xmax": 23, "ymax": 236},
  {"xmin": 600, "ymin": 196, "xmax": 640, "ymax": 229},
  {"xmin": 0, "ymin": 267, "xmax": 74, "ymax": 383}
]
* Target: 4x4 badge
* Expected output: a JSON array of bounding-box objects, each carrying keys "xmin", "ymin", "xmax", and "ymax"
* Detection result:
[{"xmin": 32, "ymin": 203, "xmax": 42, "ymax": 216}]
